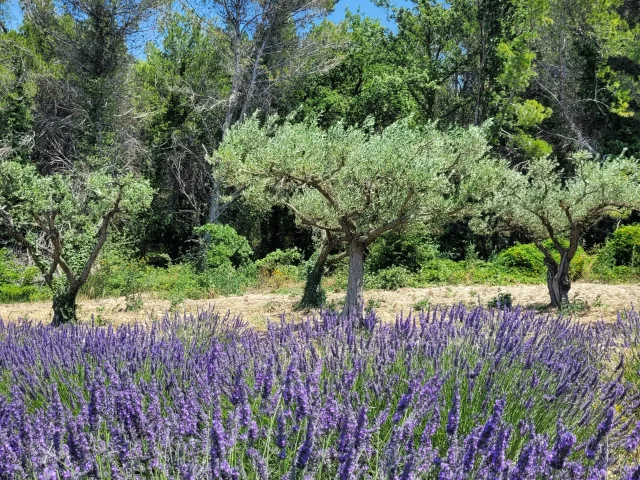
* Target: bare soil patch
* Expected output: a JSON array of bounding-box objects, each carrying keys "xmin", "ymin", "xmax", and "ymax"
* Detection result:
[{"xmin": 1, "ymin": 282, "xmax": 638, "ymax": 327}]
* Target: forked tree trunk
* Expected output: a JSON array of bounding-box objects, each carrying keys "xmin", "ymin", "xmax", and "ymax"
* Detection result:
[
  {"xmin": 342, "ymin": 240, "xmax": 366, "ymax": 323},
  {"xmin": 298, "ymin": 244, "xmax": 332, "ymax": 309},
  {"xmin": 545, "ymin": 256, "xmax": 571, "ymax": 309},
  {"xmin": 52, "ymin": 288, "xmax": 79, "ymax": 326}
]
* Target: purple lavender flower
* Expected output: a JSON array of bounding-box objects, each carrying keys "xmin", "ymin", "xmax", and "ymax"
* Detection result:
[
  {"xmin": 0, "ymin": 429, "xmax": 22, "ymax": 478},
  {"xmin": 87, "ymin": 373, "xmax": 105, "ymax": 431},
  {"xmin": 393, "ymin": 385, "xmax": 414, "ymax": 423},
  {"xmin": 66, "ymin": 414, "xmax": 93, "ymax": 473},
  {"xmin": 477, "ymin": 398, "xmax": 505, "ymax": 450},
  {"xmin": 625, "ymin": 465, "xmax": 640, "ymax": 480},
  {"xmin": 0, "ymin": 304, "xmax": 633, "ymax": 477},
  {"xmin": 210, "ymin": 396, "xmax": 228, "ymax": 476},
  {"xmin": 276, "ymin": 412, "xmax": 287, "ymax": 460},
  {"xmin": 446, "ymin": 381, "xmax": 460, "ymax": 436},
  {"xmin": 549, "ymin": 422, "xmax": 576, "ymax": 469},
  {"xmin": 461, "ymin": 427, "xmax": 481, "ymax": 473},
  {"xmin": 626, "ymin": 421, "xmax": 640, "ymax": 451},
  {"xmin": 247, "ymin": 447, "xmax": 268, "ymax": 479},
  {"xmin": 295, "ymin": 420, "xmax": 315, "ymax": 470},
  {"xmin": 586, "ymin": 407, "xmax": 614, "ymax": 459},
  {"xmin": 489, "ymin": 426, "xmax": 510, "ymax": 474},
  {"xmin": 530, "ymin": 372, "xmax": 539, "ymax": 388}
]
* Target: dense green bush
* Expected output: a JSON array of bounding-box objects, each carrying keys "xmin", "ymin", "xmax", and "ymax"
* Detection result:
[
  {"xmin": 0, "ymin": 248, "xmax": 40, "ymax": 286},
  {"xmin": 0, "ymin": 284, "xmax": 49, "ymax": 303},
  {"xmin": 488, "ymin": 291, "xmax": 514, "ymax": 309},
  {"xmin": 0, "ymin": 248, "xmax": 21, "ymax": 285},
  {"xmin": 194, "ymin": 224, "xmax": 253, "ymax": 269},
  {"xmin": 255, "ymin": 248, "xmax": 302, "ymax": 277},
  {"xmin": 366, "ymin": 228, "xmax": 439, "ymax": 273},
  {"xmin": 147, "ymin": 263, "xmax": 206, "ymax": 301},
  {"xmin": 496, "ymin": 241, "xmax": 591, "ymax": 280},
  {"xmin": 369, "ymin": 266, "xmax": 412, "ymax": 290},
  {"xmin": 495, "ymin": 243, "xmax": 545, "ymax": 275},
  {"xmin": 0, "ymin": 248, "xmax": 49, "ymax": 302},
  {"xmin": 597, "ymin": 224, "xmax": 640, "ymax": 267},
  {"xmin": 82, "ymin": 247, "xmax": 146, "ymax": 299},
  {"xmin": 200, "ymin": 263, "xmax": 257, "ymax": 296}
]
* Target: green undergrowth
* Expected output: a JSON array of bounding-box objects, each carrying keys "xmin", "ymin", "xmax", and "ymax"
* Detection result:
[{"xmin": 2, "ymin": 226, "xmax": 640, "ymax": 304}]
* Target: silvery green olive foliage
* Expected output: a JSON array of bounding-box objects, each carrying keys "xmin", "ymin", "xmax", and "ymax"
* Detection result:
[
  {"xmin": 476, "ymin": 153, "xmax": 640, "ymax": 246},
  {"xmin": 0, "ymin": 160, "xmax": 153, "ymax": 322},
  {"xmin": 213, "ymin": 115, "xmax": 504, "ymax": 319},
  {"xmin": 474, "ymin": 152, "xmax": 640, "ymax": 306},
  {"xmin": 214, "ymin": 116, "xmax": 502, "ymax": 242}
]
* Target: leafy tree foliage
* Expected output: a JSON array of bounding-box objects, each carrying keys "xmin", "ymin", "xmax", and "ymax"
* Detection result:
[
  {"xmin": 0, "ymin": 161, "xmax": 153, "ymax": 323},
  {"xmin": 134, "ymin": 13, "xmax": 229, "ymax": 254},
  {"xmin": 214, "ymin": 116, "xmax": 502, "ymax": 320},
  {"xmin": 194, "ymin": 223, "xmax": 253, "ymax": 270},
  {"xmin": 281, "ymin": 14, "xmax": 417, "ymax": 130},
  {"xmin": 21, "ymin": 0, "xmax": 164, "ymax": 172},
  {"xmin": 476, "ymin": 153, "xmax": 640, "ymax": 307},
  {"xmin": 191, "ymin": 0, "xmax": 336, "ymax": 223}
]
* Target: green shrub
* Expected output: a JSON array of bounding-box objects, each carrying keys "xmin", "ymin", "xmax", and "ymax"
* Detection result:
[
  {"xmin": 416, "ymin": 259, "xmax": 466, "ymax": 284},
  {"xmin": 0, "ymin": 248, "xmax": 22, "ymax": 285},
  {"xmin": 369, "ymin": 266, "xmax": 412, "ymax": 290},
  {"xmin": 0, "ymin": 248, "xmax": 42, "ymax": 287},
  {"xmin": 330, "ymin": 264, "xmax": 349, "ymax": 291},
  {"xmin": 272, "ymin": 265, "xmax": 301, "ymax": 281},
  {"xmin": 597, "ymin": 224, "xmax": 640, "ymax": 267},
  {"xmin": 413, "ymin": 298, "xmax": 430, "ymax": 311},
  {"xmin": 0, "ymin": 249, "xmax": 49, "ymax": 302},
  {"xmin": 149, "ymin": 263, "xmax": 206, "ymax": 300},
  {"xmin": 201, "ymin": 263, "xmax": 257, "ymax": 297},
  {"xmin": 0, "ymin": 284, "xmax": 49, "ymax": 303},
  {"xmin": 255, "ymin": 248, "xmax": 302, "ymax": 277},
  {"xmin": 365, "ymin": 298, "xmax": 381, "ymax": 313},
  {"xmin": 496, "ymin": 243, "xmax": 545, "ymax": 275},
  {"xmin": 559, "ymin": 297, "xmax": 590, "ymax": 315},
  {"xmin": 568, "ymin": 248, "xmax": 593, "ymax": 280},
  {"xmin": 194, "ymin": 224, "xmax": 253, "ymax": 269},
  {"xmin": 496, "ymin": 241, "xmax": 591, "ymax": 280},
  {"xmin": 367, "ymin": 228, "xmax": 439, "ymax": 273},
  {"xmin": 82, "ymin": 247, "xmax": 147, "ymax": 299},
  {"xmin": 488, "ymin": 292, "xmax": 513, "ymax": 309}
]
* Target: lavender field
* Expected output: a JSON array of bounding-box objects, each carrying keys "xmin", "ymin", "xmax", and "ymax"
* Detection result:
[{"xmin": 1, "ymin": 306, "xmax": 640, "ymax": 479}]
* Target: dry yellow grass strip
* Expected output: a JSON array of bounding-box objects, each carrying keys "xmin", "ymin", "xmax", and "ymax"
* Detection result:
[{"xmin": 1, "ymin": 282, "xmax": 638, "ymax": 327}]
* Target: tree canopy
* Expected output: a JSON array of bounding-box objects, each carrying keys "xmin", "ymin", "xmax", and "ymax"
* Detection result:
[
  {"xmin": 0, "ymin": 161, "xmax": 153, "ymax": 323},
  {"xmin": 476, "ymin": 153, "xmax": 640, "ymax": 306},
  {"xmin": 214, "ymin": 116, "xmax": 502, "ymax": 319}
]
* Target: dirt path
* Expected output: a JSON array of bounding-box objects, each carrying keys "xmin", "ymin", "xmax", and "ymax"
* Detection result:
[{"xmin": 1, "ymin": 282, "xmax": 638, "ymax": 327}]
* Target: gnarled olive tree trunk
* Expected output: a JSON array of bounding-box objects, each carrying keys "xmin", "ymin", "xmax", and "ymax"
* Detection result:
[
  {"xmin": 298, "ymin": 244, "xmax": 332, "ymax": 309},
  {"xmin": 342, "ymin": 239, "xmax": 366, "ymax": 323},
  {"xmin": 52, "ymin": 288, "xmax": 79, "ymax": 326},
  {"xmin": 536, "ymin": 228, "xmax": 580, "ymax": 309},
  {"xmin": 297, "ymin": 233, "xmax": 344, "ymax": 309},
  {"xmin": 545, "ymin": 256, "xmax": 571, "ymax": 309}
]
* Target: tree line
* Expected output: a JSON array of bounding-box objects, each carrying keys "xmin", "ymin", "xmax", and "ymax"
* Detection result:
[{"xmin": 0, "ymin": 0, "xmax": 639, "ymax": 323}]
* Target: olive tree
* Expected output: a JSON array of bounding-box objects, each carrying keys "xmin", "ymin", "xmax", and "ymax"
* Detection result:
[
  {"xmin": 476, "ymin": 153, "xmax": 640, "ymax": 308},
  {"xmin": 0, "ymin": 161, "xmax": 153, "ymax": 324},
  {"xmin": 214, "ymin": 116, "xmax": 501, "ymax": 321}
]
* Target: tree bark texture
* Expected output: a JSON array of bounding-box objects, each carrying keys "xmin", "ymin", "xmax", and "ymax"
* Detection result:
[
  {"xmin": 298, "ymin": 242, "xmax": 332, "ymax": 309},
  {"xmin": 52, "ymin": 288, "xmax": 79, "ymax": 326},
  {"xmin": 545, "ymin": 256, "xmax": 571, "ymax": 308},
  {"xmin": 342, "ymin": 239, "xmax": 366, "ymax": 323}
]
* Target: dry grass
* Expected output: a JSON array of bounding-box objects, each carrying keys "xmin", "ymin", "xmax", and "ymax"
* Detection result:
[{"xmin": 0, "ymin": 282, "xmax": 638, "ymax": 328}]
